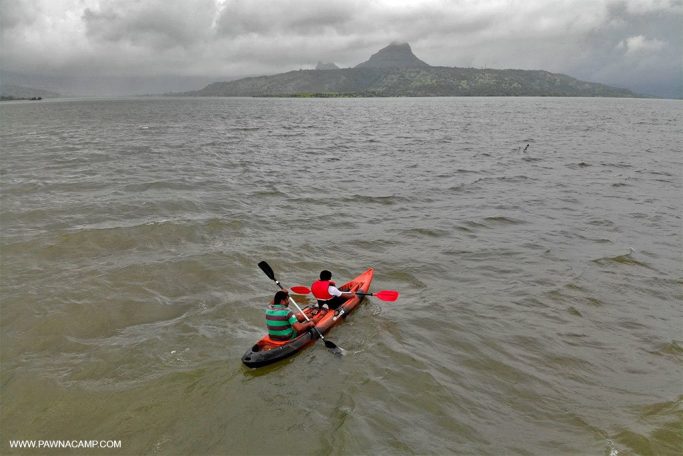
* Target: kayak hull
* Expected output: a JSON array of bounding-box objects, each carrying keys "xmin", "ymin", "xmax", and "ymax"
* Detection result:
[{"xmin": 241, "ymin": 267, "xmax": 374, "ymax": 368}]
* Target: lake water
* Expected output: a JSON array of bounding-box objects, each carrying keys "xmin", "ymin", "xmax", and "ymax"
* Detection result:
[{"xmin": 1, "ymin": 96, "xmax": 681, "ymax": 455}]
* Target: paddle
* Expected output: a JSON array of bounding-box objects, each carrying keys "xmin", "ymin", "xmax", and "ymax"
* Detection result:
[
  {"xmin": 354, "ymin": 290, "xmax": 400, "ymax": 301},
  {"xmin": 258, "ymin": 261, "xmax": 343, "ymax": 355},
  {"xmin": 290, "ymin": 286, "xmax": 313, "ymax": 294},
  {"xmin": 290, "ymin": 286, "xmax": 400, "ymax": 302}
]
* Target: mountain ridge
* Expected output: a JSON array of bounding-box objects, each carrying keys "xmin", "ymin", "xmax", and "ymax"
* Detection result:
[{"xmin": 182, "ymin": 43, "xmax": 639, "ymax": 98}]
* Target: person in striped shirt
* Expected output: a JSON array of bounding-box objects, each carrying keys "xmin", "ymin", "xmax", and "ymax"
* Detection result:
[{"xmin": 265, "ymin": 291, "xmax": 314, "ymax": 341}]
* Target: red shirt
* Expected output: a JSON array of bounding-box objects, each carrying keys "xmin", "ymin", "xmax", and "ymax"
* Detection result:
[{"xmin": 311, "ymin": 280, "xmax": 336, "ymax": 300}]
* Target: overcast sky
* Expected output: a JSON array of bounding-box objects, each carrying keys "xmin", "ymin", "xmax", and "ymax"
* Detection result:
[{"xmin": 1, "ymin": 0, "xmax": 681, "ymax": 97}]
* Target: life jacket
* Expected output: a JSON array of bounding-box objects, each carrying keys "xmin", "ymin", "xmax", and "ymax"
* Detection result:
[
  {"xmin": 311, "ymin": 280, "xmax": 335, "ymax": 301},
  {"xmin": 265, "ymin": 304, "xmax": 296, "ymax": 341}
]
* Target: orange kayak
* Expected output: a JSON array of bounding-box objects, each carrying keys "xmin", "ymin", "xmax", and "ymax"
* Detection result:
[{"xmin": 241, "ymin": 268, "xmax": 374, "ymax": 368}]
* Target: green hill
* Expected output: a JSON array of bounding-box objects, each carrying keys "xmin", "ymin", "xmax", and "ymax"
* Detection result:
[{"xmin": 184, "ymin": 43, "xmax": 637, "ymax": 98}]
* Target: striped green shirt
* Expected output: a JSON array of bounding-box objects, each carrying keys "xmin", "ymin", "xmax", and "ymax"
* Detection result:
[{"xmin": 265, "ymin": 304, "xmax": 298, "ymax": 341}]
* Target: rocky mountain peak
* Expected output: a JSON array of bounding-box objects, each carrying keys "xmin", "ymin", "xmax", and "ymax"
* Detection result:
[{"xmin": 355, "ymin": 42, "xmax": 430, "ymax": 69}]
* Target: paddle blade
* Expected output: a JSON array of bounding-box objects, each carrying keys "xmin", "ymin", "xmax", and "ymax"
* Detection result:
[
  {"xmin": 324, "ymin": 340, "xmax": 344, "ymax": 356},
  {"xmin": 373, "ymin": 290, "xmax": 400, "ymax": 301},
  {"xmin": 290, "ymin": 286, "xmax": 311, "ymax": 294},
  {"xmin": 258, "ymin": 261, "xmax": 276, "ymax": 281}
]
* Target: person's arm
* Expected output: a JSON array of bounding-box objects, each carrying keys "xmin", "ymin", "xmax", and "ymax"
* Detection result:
[
  {"xmin": 328, "ymin": 285, "xmax": 353, "ymax": 296},
  {"xmin": 293, "ymin": 319, "xmax": 314, "ymax": 333},
  {"xmin": 294, "ymin": 311, "xmax": 308, "ymax": 322},
  {"xmin": 290, "ymin": 312, "xmax": 313, "ymax": 334}
]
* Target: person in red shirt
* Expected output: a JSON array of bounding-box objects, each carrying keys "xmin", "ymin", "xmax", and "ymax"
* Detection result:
[{"xmin": 310, "ymin": 270, "xmax": 351, "ymax": 310}]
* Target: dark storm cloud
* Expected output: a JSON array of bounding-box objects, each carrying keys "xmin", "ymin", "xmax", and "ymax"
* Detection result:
[{"xmin": 0, "ymin": 0, "xmax": 680, "ymax": 97}]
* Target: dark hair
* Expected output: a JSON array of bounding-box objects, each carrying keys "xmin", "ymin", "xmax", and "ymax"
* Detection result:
[
  {"xmin": 320, "ymin": 270, "xmax": 332, "ymax": 280},
  {"xmin": 273, "ymin": 291, "xmax": 289, "ymax": 303}
]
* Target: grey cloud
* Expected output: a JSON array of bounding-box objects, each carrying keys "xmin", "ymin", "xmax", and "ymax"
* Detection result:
[
  {"xmin": 576, "ymin": 4, "xmax": 683, "ymax": 96},
  {"xmin": 82, "ymin": 0, "xmax": 217, "ymax": 49},
  {"xmin": 0, "ymin": 0, "xmax": 39, "ymax": 30},
  {"xmin": 216, "ymin": 0, "xmax": 358, "ymax": 37}
]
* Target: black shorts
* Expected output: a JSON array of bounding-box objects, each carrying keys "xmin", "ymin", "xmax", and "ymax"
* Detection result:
[{"xmin": 317, "ymin": 295, "xmax": 346, "ymax": 310}]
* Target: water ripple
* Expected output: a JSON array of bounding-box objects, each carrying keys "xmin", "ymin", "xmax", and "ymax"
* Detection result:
[{"xmin": 1, "ymin": 96, "xmax": 681, "ymax": 455}]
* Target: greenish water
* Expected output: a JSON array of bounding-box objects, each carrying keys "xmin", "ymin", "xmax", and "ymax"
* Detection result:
[{"xmin": 1, "ymin": 97, "xmax": 681, "ymax": 455}]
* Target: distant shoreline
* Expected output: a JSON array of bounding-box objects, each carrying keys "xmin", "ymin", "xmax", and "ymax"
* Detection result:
[
  {"xmin": 0, "ymin": 96, "xmax": 44, "ymax": 101},
  {"xmin": 253, "ymin": 92, "xmax": 378, "ymax": 98}
]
